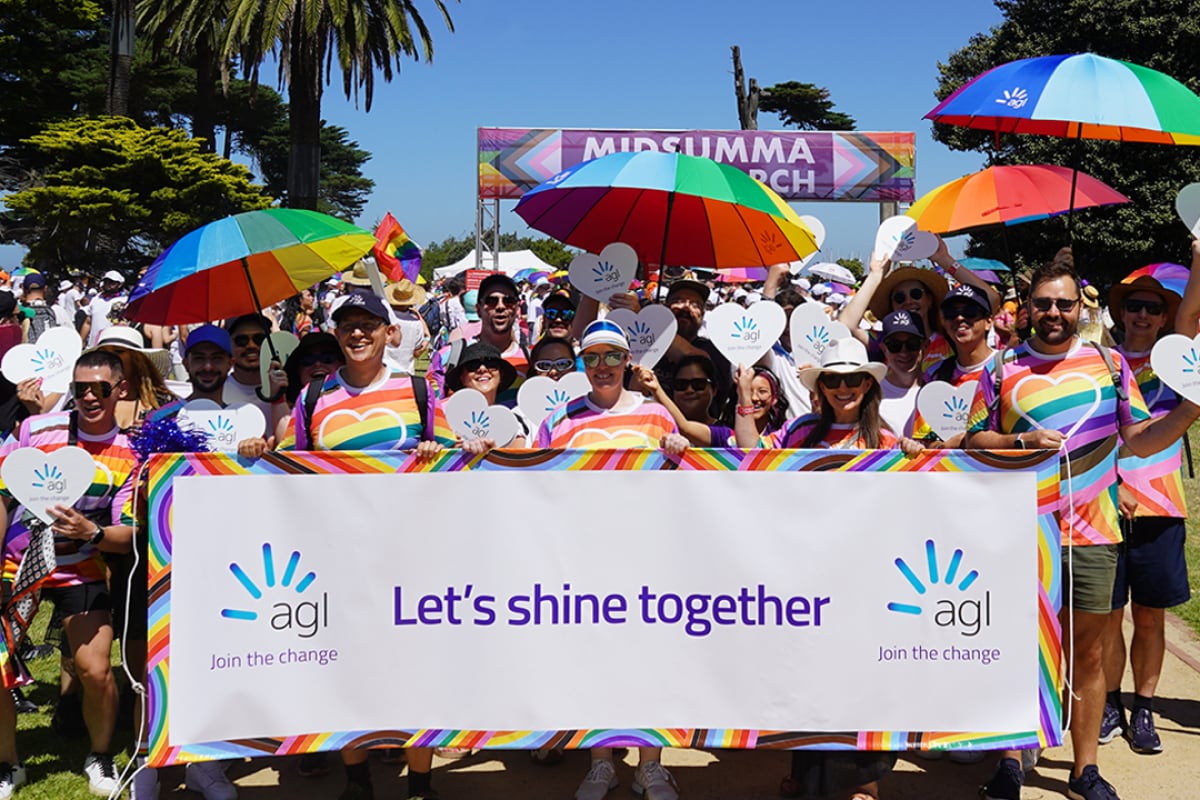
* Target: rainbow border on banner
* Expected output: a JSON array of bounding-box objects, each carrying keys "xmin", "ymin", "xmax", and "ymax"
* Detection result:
[{"xmin": 145, "ymin": 448, "xmax": 1061, "ymax": 766}]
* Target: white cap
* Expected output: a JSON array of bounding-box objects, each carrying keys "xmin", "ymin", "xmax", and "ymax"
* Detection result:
[
  {"xmin": 745, "ymin": 292, "xmax": 763, "ymax": 305},
  {"xmin": 810, "ymin": 283, "xmax": 831, "ymax": 297},
  {"xmin": 796, "ymin": 278, "xmax": 812, "ymax": 291},
  {"xmin": 828, "ymin": 292, "xmax": 847, "ymax": 305},
  {"xmin": 102, "ymin": 269, "xmax": 125, "ymax": 284},
  {"xmin": 59, "ymin": 279, "xmax": 74, "ymax": 292}
]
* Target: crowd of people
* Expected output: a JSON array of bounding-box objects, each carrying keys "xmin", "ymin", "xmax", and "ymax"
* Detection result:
[{"xmin": 0, "ymin": 235, "xmax": 1194, "ymax": 800}]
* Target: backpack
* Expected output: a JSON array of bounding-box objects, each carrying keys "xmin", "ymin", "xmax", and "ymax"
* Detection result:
[
  {"xmin": 25, "ymin": 303, "xmax": 57, "ymax": 342},
  {"xmin": 302, "ymin": 374, "xmax": 429, "ymax": 449},
  {"xmin": 418, "ymin": 297, "xmax": 445, "ymax": 346}
]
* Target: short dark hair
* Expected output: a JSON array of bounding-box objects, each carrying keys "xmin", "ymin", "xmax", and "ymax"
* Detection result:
[
  {"xmin": 75, "ymin": 349, "xmax": 125, "ymax": 380},
  {"xmin": 1028, "ymin": 259, "xmax": 1081, "ymax": 299},
  {"xmin": 224, "ymin": 313, "xmax": 271, "ymax": 334},
  {"xmin": 528, "ymin": 336, "xmax": 576, "ymax": 366},
  {"xmin": 775, "ymin": 289, "xmax": 804, "ymax": 308}
]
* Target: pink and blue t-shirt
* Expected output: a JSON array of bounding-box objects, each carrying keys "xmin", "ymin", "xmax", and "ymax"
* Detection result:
[
  {"xmin": 1116, "ymin": 347, "xmax": 1186, "ymax": 519},
  {"xmin": 764, "ymin": 414, "xmax": 900, "ymax": 450},
  {"xmin": 535, "ymin": 395, "xmax": 678, "ymax": 449}
]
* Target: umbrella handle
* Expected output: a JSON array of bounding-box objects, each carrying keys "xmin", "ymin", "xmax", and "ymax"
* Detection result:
[{"xmin": 239, "ymin": 257, "xmax": 283, "ymax": 366}]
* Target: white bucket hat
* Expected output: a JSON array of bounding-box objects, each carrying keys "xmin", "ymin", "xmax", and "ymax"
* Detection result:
[{"xmin": 798, "ymin": 337, "xmax": 887, "ymax": 392}]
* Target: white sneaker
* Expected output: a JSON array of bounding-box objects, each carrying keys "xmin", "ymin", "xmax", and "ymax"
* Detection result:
[
  {"xmin": 83, "ymin": 753, "xmax": 118, "ymax": 797},
  {"xmin": 0, "ymin": 763, "xmax": 25, "ymax": 800},
  {"xmin": 632, "ymin": 760, "xmax": 679, "ymax": 800},
  {"xmin": 185, "ymin": 760, "xmax": 238, "ymax": 800},
  {"xmin": 575, "ymin": 759, "xmax": 619, "ymax": 800}
]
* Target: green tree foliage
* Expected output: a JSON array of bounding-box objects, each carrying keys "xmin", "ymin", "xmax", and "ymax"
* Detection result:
[
  {"xmin": 4, "ymin": 117, "xmax": 271, "ymax": 275},
  {"xmin": 932, "ymin": 0, "xmax": 1200, "ymax": 283},
  {"xmin": 759, "ymin": 82, "xmax": 856, "ymax": 131}
]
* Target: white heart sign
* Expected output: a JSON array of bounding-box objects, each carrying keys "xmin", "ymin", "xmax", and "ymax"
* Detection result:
[
  {"xmin": 606, "ymin": 306, "xmax": 677, "ymax": 368},
  {"xmin": 178, "ymin": 399, "xmax": 268, "ymax": 451},
  {"xmin": 793, "ymin": 215, "xmax": 826, "ymax": 272},
  {"xmin": 1175, "ymin": 183, "xmax": 1200, "ymax": 237},
  {"xmin": 568, "ymin": 242, "xmax": 638, "ymax": 305},
  {"xmin": 789, "ymin": 303, "xmax": 850, "ymax": 365},
  {"xmin": 1, "ymin": 327, "xmax": 84, "ymax": 395},
  {"xmin": 916, "ymin": 380, "xmax": 979, "ymax": 441},
  {"xmin": 517, "ymin": 372, "xmax": 591, "ymax": 429},
  {"xmin": 874, "ymin": 216, "xmax": 918, "ymax": 261},
  {"xmin": 706, "ymin": 301, "xmax": 786, "ymax": 366},
  {"xmin": 1151, "ymin": 333, "xmax": 1200, "ymax": 406},
  {"xmin": 259, "ymin": 331, "xmax": 300, "ymax": 390},
  {"xmin": 894, "ymin": 229, "xmax": 939, "ymax": 262},
  {"xmin": 443, "ymin": 388, "xmax": 519, "ymax": 445},
  {"xmin": 1, "ymin": 445, "xmax": 97, "ymax": 524}
]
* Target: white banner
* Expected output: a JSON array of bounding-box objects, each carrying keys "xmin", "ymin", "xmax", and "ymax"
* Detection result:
[{"xmin": 167, "ymin": 469, "xmax": 1040, "ymax": 746}]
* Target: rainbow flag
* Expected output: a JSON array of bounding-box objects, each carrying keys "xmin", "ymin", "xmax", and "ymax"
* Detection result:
[{"xmin": 373, "ymin": 212, "xmax": 422, "ymax": 282}]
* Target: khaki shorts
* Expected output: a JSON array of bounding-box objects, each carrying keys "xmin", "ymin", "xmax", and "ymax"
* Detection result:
[{"xmin": 1061, "ymin": 543, "xmax": 1118, "ymax": 615}]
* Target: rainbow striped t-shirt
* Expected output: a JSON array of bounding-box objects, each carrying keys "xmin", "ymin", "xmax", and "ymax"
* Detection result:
[
  {"xmin": 967, "ymin": 339, "xmax": 1150, "ymax": 546},
  {"xmin": 765, "ymin": 414, "xmax": 900, "ymax": 450},
  {"xmin": 0, "ymin": 412, "xmax": 136, "ymax": 587},
  {"xmin": 279, "ymin": 370, "xmax": 454, "ymax": 451},
  {"xmin": 1116, "ymin": 347, "xmax": 1186, "ymax": 519},
  {"xmin": 910, "ymin": 353, "xmax": 992, "ymax": 442},
  {"xmin": 535, "ymin": 395, "xmax": 678, "ymax": 449}
]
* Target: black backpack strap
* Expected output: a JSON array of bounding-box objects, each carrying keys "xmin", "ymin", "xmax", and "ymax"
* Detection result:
[
  {"xmin": 68, "ymin": 410, "xmax": 78, "ymax": 446},
  {"xmin": 1087, "ymin": 341, "xmax": 1127, "ymax": 402},
  {"xmin": 987, "ymin": 348, "xmax": 1009, "ymax": 426},
  {"xmin": 302, "ymin": 379, "xmax": 324, "ymax": 449},
  {"xmin": 411, "ymin": 375, "xmax": 430, "ymax": 441}
]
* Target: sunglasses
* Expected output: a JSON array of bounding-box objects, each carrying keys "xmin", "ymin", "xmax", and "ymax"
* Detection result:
[
  {"xmin": 336, "ymin": 318, "xmax": 385, "ymax": 334},
  {"xmin": 544, "ymin": 308, "xmax": 576, "ymax": 323},
  {"xmin": 482, "ymin": 294, "xmax": 519, "ymax": 308},
  {"xmin": 1123, "ymin": 299, "xmax": 1165, "ymax": 316},
  {"xmin": 534, "ymin": 358, "xmax": 575, "ymax": 373},
  {"xmin": 298, "ymin": 352, "xmax": 340, "ymax": 369},
  {"xmin": 671, "ymin": 377, "xmax": 712, "ymax": 392},
  {"xmin": 942, "ymin": 302, "xmax": 986, "ymax": 322},
  {"xmin": 463, "ymin": 358, "xmax": 504, "ymax": 374},
  {"xmin": 71, "ymin": 380, "xmax": 115, "ymax": 399},
  {"xmin": 232, "ymin": 332, "xmax": 267, "ymax": 347},
  {"xmin": 891, "ymin": 287, "xmax": 926, "ymax": 305},
  {"xmin": 1030, "ymin": 297, "xmax": 1079, "ymax": 313},
  {"xmin": 883, "ymin": 337, "xmax": 922, "ymax": 353},
  {"xmin": 818, "ymin": 372, "xmax": 869, "ymax": 390},
  {"xmin": 581, "ymin": 351, "xmax": 627, "ymax": 368}
]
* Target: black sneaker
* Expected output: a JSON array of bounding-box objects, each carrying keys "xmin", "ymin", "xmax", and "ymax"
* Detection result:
[
  {"xmin": 1124, "ymin": 707, "xmax": 1162, "ymax": 754},
  {"xmin": 9, "ymin": 689, "xmax": 36, "ymax": 715},
  {"xmin": 979, "ymin": 757, "xmax": 1023, "ymax": 800},
  {"xmin": 1098, "ymin": 701, "xmax": 1125, "ymax": 744},
  {"xmin": 1067, "ymin": 765, "xmax": 1119, "ymax": 800}
]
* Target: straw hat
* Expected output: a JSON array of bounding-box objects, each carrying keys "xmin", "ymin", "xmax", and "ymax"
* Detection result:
[
  {"xmin": 342, "ymin": 260, "xmax": 373, "ymax": 287},
  {"xmin": 798, "ymin": 337, "xmax": 887, "ymax": 392},
  {"xmin": 867, "ymin": 266, "xmax": 950, "ymax": 319},
  {"xmin": 385, "ymin": 278, "xmax": 427, "ymax": 309}
]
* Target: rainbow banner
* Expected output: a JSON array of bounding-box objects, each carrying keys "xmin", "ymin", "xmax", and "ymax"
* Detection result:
[
  {"xmin": 146, "ymin": 448, "xmax": 1061, "ymax": 766},
  {"xmin": 479, "ymin": 128, "xmax": 915, "ymax": 202},
  {"xmin": 372, "ymin": 212, "xmax": 421, "ymax": 283}
]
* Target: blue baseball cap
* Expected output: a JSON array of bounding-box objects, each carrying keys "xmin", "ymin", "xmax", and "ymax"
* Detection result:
[
  {"xmin": 881, "ymin": 310, "xmax": 926, "ymax": 341},
  {"xmin": 580, "ymin": 319, "xmax": 630, "ymax": 352},
  {"xmin": 185, "ymin": 324, "xmax": 232, "ymax": 356}
]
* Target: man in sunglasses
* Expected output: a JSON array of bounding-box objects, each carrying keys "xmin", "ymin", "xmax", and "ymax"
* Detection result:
[
  {"xmin": 427, "ymin": 274, "xmax": 529, "ymax": 406},
  {"xmin": 968, "ymin": 258, "xmax": 1200, "ymax": 800},
  {"xmin": 655, "ymin": 279, "xmax": 732, "ymax": 406},
  {"xmin": 540, "ymin": 291, "xmax": 577, "ymax": 342},
  {"xmin": 0, "ymin": 350, "xmax": 137, "ymax": 797},
  {"xmin": 220, "ymin": 314, "xmax": 274, "ymax": 428}
]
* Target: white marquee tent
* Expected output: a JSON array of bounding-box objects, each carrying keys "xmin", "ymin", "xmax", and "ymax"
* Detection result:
[{"xmin": 432, "ymin": 249, "xmax": 556, "ymax": 280}]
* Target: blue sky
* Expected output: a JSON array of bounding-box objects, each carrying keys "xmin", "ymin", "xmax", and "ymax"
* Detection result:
[{"xmin": 4, "ymin": 0, "xmax": 1007, "ymax": 268}]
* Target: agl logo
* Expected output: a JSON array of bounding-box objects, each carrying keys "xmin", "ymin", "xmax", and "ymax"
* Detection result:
[
  {"xmin": 887, "ymin": 539, "xmax": 990, "ymax": 636},
  {"xmin": 31, "ymin": 464, "xmax": 66, "ymax": 494},
  {"xmin": 221, "ymin": 542, "xmax": 328, "ymax": 638}
]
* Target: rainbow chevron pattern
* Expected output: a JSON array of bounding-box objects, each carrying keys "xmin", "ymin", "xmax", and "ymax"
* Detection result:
[{"xmin": 145, "ymin": 448, "xmax": 1061, "ymax": 766}]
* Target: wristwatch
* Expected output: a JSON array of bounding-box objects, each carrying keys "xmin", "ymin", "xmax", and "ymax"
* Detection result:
[
  {"xmin": 1014, "ymin": 433, "xmax": 1026, "ymax": 450},
  {"xmin": 87, "ymin": 526, "xmax": 105, "ymax": 546}
]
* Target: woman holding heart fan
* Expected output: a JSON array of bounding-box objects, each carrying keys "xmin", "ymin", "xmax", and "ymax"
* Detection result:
[{"xmin": 445, "ymin": 341, "xmax": 530, "ymax": 451}]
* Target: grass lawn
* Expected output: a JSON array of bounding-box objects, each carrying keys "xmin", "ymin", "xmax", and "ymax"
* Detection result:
[{"xmin": 1171, "ymin": 466, "xmax": 1200, "ymax": 636}]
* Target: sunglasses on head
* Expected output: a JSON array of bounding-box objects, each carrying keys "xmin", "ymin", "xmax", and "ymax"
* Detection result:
[
  {"xmin": 818, "ymin": 372, "xmax": 869, "ymax": 390},
  {"xmin": 544, "ymin": 308, "xmax": 576, "ymax": 323},
  {"xmin": 671, "ymin": 377, "xmax": 712, "ymax": 392},
  {"xmin": 892, "ymin": 287, "xmax": 926, "ymax": 305},
  {"xmin": 71, "ymin": 380, "xmax": 115, "ymax": 399},
  {"xmin": 298, "ymin": 351, "xmax": 340, "ymax": 369},
  {"xmin": 1030, "ymin": 297, "xmax": 1079, "ymax": 313},
  {"xmin": 482, "ymin": 293, "xmax": 519, "ymax": 308},
  {"xmin": 581, "ymin": 351, "xmax": 626, "ymax": 368},
  {"xmin": 883, "ymin": 337, "xmax": 923, "ymax": 353},
  {"xmin": 1123, "ymin": 298, "xmax": 1165, "ymax": 316},
  {"xmin": 942, "ymin": 302, "xmax": 985, "ymax": 322},
  {"xmin": 232, "ymin": 332, "xmax": 267, "ymax": 347},
  {"xmin": 534, "ymin": 357, "xmax": 575, "ymax": 373}
]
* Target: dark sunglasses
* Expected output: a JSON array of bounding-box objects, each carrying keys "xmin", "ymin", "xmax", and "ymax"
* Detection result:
[
  {"xmin": 336, "ymin": 318, "xmax": 385, "ymax": 334},
  {"xmin": 544, "ymin": 308, "xmax": 576, "ymax": 323},
  {"xmin": 1123, "ymin": 299, "xmax": 1165, "ymax": 316},
  {"xmin": 534, "ymin": 358, "xmax": 575, "ymax": 373},
  {"xmin": 671, "ymin": 377, "xmax": 712, "ymax": 392},
  {"xmin": 1031, "ymin": 297, "xmax": 1079, "ymax": 313},
  {"xmin": 232, "ymin": 332, "xmax": 267, "ymax": 347},
  {"xmin": 298, "ymin": 352, "xmax": 341, "ymax": 369},
  {"xmin": 482, "ymin": 294, "xmax": 519, "ymax": 308},
  {"xmin": 71, "ymin": 380, "xmax": 115, "ymax": 399},
  {"xmin": 891, "ymin": 287, "xmax": 926, "ymax": 305},
  {"xmin": 581, "ymin": 351, "xmax": 626, "ymax": 368},
  {"xmin": 819, "ymin": 372, "xmax": 869, "ymax": 390},
  {"xmin": 463, "ymin": 358, "xmax": 505, "ymax": 374},
  {"xmin": 942, "ymin": 302, "xmax": 986, "ymax": 322},
  {"xmin": 883, "ymin": 337, "xmax": 923, "ymax": 353}
]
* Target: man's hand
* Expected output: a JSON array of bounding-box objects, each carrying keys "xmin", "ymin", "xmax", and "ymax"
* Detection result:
[
  {"xmin": 1022, "ymin": 429, "xmax": 1065, "ymax": 449},
  {"xmin": 660, "ymin": 433, "xmax": 689, "ymax": 455},
  {"xmin": 1118, "ymin": 483, "xmax": 1139, "ymax": 519},
  {"xmin": 47, "ymin": 505, "xmax": 99, "ymax": 541}
]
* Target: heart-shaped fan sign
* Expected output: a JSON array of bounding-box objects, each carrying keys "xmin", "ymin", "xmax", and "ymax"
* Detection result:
[
  {"xmin": 606, "ymin": 306, "xmax": 677, "ymax": 368},
  {"xmin": 789, "ymin": 303, "xmax": 850, "ymax": 366},
  {"xmin": 1, "ymin": 445, "xmax": 97, "ymax": 524},
  {"xmin": 178, "ymin": 399, "xmax": 268, "ymax": 451},
  {"xmin": 916, "ymin": 380, "xmax": 979, "ymax": 441},
  {"xmin": 706, "ymin": 301, "xmax": 786, "ymax": 366},
  {"xmin": 443, "ymin": 388, "xmax": 519, "ymax": 445},
  {"xmin": 517, "ymin": 372, "xmax": 591, "ymax": 429},
  {"xmin": 893, "ymin": 229, "xmax": 939, "ymax": 262},
  {"xmin": 1175, "ymin": 183, "xmax": 1200, "ymax": 237},
  {"xmin": 1, "ymin": 327, "xmax": 84, "ymax": 395},
  {"xmin": 259, "ymin": 331, "xmax": 300, "ymax": 390},
  {"xmin": 792, "ymin": 215, "xmax": 826, "ymax": 273},
  {"xmin": 568, "ymin": 242, "xmax": 638, "ymax": 305},
  {"xmin": 874, "ymin": 216, "xmax": 917, "ymax": 261},
  {"xmin": 1151, "ymin": 333, "xmax": 1200, "ymax": 406}
]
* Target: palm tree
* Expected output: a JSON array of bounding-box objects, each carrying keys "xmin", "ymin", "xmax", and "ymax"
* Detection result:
[{"xmin": 221, "ymin": 0, "xmax": 455, "ymax": 210}]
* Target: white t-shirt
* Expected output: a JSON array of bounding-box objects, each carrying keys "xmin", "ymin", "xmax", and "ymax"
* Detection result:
[
  {"xmin": 384, "ymin": 308, "xmax": 428, "ymax": 375},
  {"xmin": 880, "ymin": 376, "xmax": 920, "ymax": 438},
  {"xmin": 765, "ymin": 346, "xmax": 811, "ymax": 418},
  {"xmin": 221, "ymin": 374, "xmax": 272, "ymax": 434},
  {"xmin": 86, "ymin": 293, "xmax": 127, "ymax": 346}
]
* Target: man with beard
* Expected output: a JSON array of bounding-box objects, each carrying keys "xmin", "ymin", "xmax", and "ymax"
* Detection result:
[
  {"xmin": 968, "ymin": 258, "xmax": 1200, "ymax": 800},
  {"xmin": 653, "ymin": 279, "xmax": 732, "ymax": 406},
  {"xmin": 427, "ymin": 274, "xmax": 528, "ymax": 406},
  {"xmin": 219, "ymin": 314, "xmax": 274, "ymax": 427}
]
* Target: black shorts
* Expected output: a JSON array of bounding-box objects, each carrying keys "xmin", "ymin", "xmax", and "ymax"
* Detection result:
[
  {"xmin": 108, "ymin": 551, "xmax": 147, "ymax": 642},
  {"xmin": 42, "ymin": 582, "xmax": 111, "ymax": 655},
  {"xmin": 1112, "ymin": 517, "xmax": 1191, "ymax": 610}
]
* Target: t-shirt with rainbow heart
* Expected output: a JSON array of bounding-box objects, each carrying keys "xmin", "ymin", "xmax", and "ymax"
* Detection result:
[{"xmin": 534, "ymin": 395, "xmax": 677, "ymax": 449}]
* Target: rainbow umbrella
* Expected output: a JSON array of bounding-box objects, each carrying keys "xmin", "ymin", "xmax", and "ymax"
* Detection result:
[
  {"xmin": 514, "ymin": 151, "xmax": 818, "ymax": 270},
  {"xmin": 907, "ymin": 164, "xmax": 1128, "ymax": 235},
  {"xmin": 513, "ymin": 268, "xmax": 536, "ymax": 282},
  {"xmin": 714, "ymin": 267, "xmax": 768, "ymax": 283},
  {"xmin": 126, "ymin": 209, "xmax": 375, "ymax": 325},
  {"xmin": 1118, "ymin": 262, "xmax": 1188, "ymax": 298}
]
